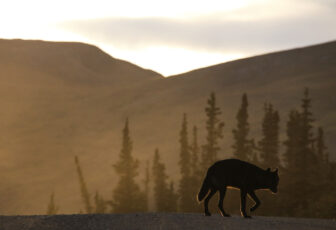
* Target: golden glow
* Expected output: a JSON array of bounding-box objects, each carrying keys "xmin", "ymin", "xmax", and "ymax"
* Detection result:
[
  {"xmin": 0, "ymin": 0, "xmax": 248, "ymax": 76},
  {"xmin": 102, "ymin": 45, "xmax": 244, "ymax": 76},
  {"xmin": 0, "ymin": 0, "xmax": 331, "ymax": 75}
]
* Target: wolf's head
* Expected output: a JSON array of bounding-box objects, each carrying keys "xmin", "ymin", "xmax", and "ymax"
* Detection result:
[{"xmin": 266, "ymin": 168, "xmax": 279, "ymax": 193}]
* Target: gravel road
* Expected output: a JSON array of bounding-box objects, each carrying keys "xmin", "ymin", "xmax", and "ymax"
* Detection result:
[{"xmin": 0, "ymin": 213, "xmax": 335, "ymax": 230}]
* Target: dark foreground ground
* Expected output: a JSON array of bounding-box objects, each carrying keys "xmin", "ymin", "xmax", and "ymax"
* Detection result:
[{"xmin": 0, "ymin": 213, "xmax": 335, "ymax": 230}]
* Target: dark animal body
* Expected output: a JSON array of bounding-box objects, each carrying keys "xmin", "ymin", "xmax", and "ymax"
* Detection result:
[{"xmin": 198, "ymin": 159, "xmax": 279, "ymax": 218}]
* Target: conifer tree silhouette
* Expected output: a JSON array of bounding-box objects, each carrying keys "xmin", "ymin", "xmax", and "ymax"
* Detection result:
[
  {"xmin": 316, "ymin": 127, "xmax": 328, "ymax": 165},
  {"xmin": 178, "ymin": 114, "xmax": 194, "ymax": 212},
  {"xmin": 201, "ymin": 92, "xmax": 224, "ymax": 171},
  {"xmin": 75, "ymin": 156, "xmax": 93, "ymax": 214},
  {"xmin": 189, "ymin": 126, "xmax": 202, "ymax": 212},
  {"xmin": 298, "ymin": 88, "xmax": 316, "ymax": 212},
  {"xmin": 232, "ymin": 93, "xmax": 254, "ymax": 161},
  {"xmin": 259, "ymin": 103, "xmax": 280, "ymax": 168},
  {"xmin": 152, "ymin": 148, "xmax": 175, "ymax": 211},
  {"xmin": 112, "ymin": 118, "xmax": 146, "ymax": 213},
  {"xmin": 167, "ymin": 181, "xmax": 178, "ymax": 212},
  {"xmin": 143, "ymin": 160, "xmax": 150, "ymax": 211},
  {"xmin": 281, "ymin": 88, "xmax": 322, "ymax": 216}
]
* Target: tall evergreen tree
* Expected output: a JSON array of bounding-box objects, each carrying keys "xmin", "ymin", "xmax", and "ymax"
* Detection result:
[
  {"xmin": 316, "ymin": 127, "xmax": 328, "ymax": 164},
  {"xmin": 282, "ymin": 89, "xmax": 317, "ymax": 216},
  {"xmin": 201, "ymin": 92, "xmax": 224, "ymax": 171},
  {"xmin": 143, "ymin": 160, "xmax": 150, "ymax": 212},
  {"xmin": 112, "ymin": 119, "xmax": 146, "ymax": 213},
  {"xmin": 46, "ymin": 192, "xmax": 59, "ymax": 215},
  {"xmin": 190, "ymin": 126, "xmax": 200, "ymax": 179},
  {"xmin": 283, "ymin": 110, "xmax": 302, "ymax": 173},
  {"xmin": 232, "ymin": 93, "xmax": 254, "ymax": 161},
  {"xmin": 300, "ymin": 88, "xmax": 315, "ymax": 173},
  {"xmin": 178, "ymin": 114, "xmax": 194, "ymax": 212},
  {"xmin": 281, "ymin": 110, "xmax": 304, "ymax": 216},
  {"xmin": 189, "ymin": 126, "xmax": 202, "ymax": 212},
  {"xmin": 276, "ymin": 89, "xmax": 336, "ymax": 218},
  {"xmin": 312, "ymin": 127, "xmax": 330, "ymax": 212},
  {"xmin": 152, "ymin": 148, "xmax": 168, "ymax": 211},
  {"xmin": 298, "ymin": 88, "xmax": 317, "ymax": 214},
  {"xmin": 152, "ymin": 148, "xmax": 177, "ymax": 212},
  {"xmin": 74, "ymin": 156, "xmax": 93, "ymax": 214},
  {"xmin": 259, "ymin": 103, "xmax": 280, "ymax": 168},
  {"xmin": 179, "ymin": 114, "xmax": 191, "ymax": 178},
  {"xmin": 166, "ymin": 181, "xmax": 178, "ymax": 212}
]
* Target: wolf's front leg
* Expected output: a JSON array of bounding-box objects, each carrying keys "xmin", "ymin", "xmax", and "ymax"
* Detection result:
[
  {"xmin": 240, "ymin": 190, "xmax": 251, "ymax": 218},
  {"xmin": 248, "ymin": 191, "xmax": 260, "ymax": 212},
  {"xmin": 218, "ymin": 188, "xmax": 231, "ymax": 217}
]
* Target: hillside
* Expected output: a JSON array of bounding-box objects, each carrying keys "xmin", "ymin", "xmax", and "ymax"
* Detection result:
[
  {"xmin": 1, "ymin": 213, "xmax": 335, "ymax": 230},
  {"xmin": 0, "ymin": 39, "xmax": 335, "ymax": 215}
]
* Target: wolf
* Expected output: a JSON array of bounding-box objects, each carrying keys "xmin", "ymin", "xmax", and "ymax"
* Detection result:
[{"xmin": 197, "ymin": 159, "xmax": 279, "ymax": 218}]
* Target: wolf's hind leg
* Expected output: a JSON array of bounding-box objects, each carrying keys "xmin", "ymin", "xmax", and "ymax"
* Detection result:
[
  {"xmin": 240, "ymin": 190, "xmax": 251, "ymax": 218},
  {"xmin": 248, "ymin": 191, "xmax": 260, "ymax": 212},
  {"xmin": 218, "ymin": 188, "xmax": 230, "ymax": 217},
  {"xmin": 204, "ymin": 189, "xmax": 216, "ymax": 216}
]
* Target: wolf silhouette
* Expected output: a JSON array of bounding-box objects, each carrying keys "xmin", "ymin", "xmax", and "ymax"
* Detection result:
[{"xmin": 198, "ymin": 159, "xmax": 279, "ymax": 218}]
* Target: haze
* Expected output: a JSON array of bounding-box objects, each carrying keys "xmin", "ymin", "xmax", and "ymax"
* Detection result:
[{"xmin": 1, "ymin": 0, "xmax": 335, "ymax": 76}]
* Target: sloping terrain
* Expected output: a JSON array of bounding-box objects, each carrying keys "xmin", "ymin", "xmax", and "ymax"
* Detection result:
[
  {"xmin": 0, "ymin": 39, "xmax": 335, "ymax": 214},
  {"xmin": 0, "ymin": 213, "xmax": 335, "ymax": 230}
]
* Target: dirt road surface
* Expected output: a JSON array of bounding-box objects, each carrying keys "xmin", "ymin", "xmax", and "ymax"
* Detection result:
[{"xmin": 0, "ymin": 213, "xmax": 335, "ymax": 230}]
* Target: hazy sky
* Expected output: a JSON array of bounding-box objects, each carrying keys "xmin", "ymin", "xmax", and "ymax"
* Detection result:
[{"xmin": 1, "ymin": 0, "xmax": 335, "ymax": 76}]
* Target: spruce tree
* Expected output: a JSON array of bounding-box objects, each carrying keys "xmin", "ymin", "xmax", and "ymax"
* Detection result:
[
  {"xmin": 281, "ymin": 110, "xmax": 303, "ymax": 216},
  {"xmin": 283, "ymin": 110, "xmax": 302, "ymax": 173},
  {"xmin": 201, "ymin": 92, "xmax": 224, "ymax": 171},
  {"xmin": 259, "ymin": 103, "xmax": 280, "ymax": 168},
  {"xmin": 282, "ymin": 89, "xmax": 317, "ymax": 216},
  {"xmin": 232, "ymin": 93, "xmax": 253, "ymax": 161},
  {"xmin": 179, "ymin": 114, "xmax": 190, "ymax": 178},
  {"xmin": 316, "ymin": 127, "xmax": 328, "ymax": 164},
  {"xmin": 166, "ymin": 182, "xmax": 178, "ymax": 212},
  {"xmin": 74, "ymin": 156, "xmax": 93, "ymax": 214},
  {"xmin": 46, "ymin": 192, "xmax": 59, "ymax": 215},
  {"xmin": 178, "ymin": 114, "xmax": 194, "ymax": 212},
  {"xmin": 143, "ymin": 160, "xmax": 150, "ymax": 212},
  {"xmin": 189, "ymin": 126, "xmax": 202, "ymax": 212},
  {"xmin": 190, "ymin": 126, "xmax": 200, "ymax": 180},
  {"xmin": 152, "ymin": 148, "xmax": 177, "ymax": 212},
  {"xmin": 300, "ymin": 88, "xmax": 315, "ymax": 172},
  {"xmin": 152, "ymin": 148, "xmax": 168, "ymax": 211},
  {"xmin": 112, "ymin": 119, "xmax": 146, "ymax": 213},
  {"xmin": 298, "ymin": 88, "xmax": 316, "ymax": 213}
]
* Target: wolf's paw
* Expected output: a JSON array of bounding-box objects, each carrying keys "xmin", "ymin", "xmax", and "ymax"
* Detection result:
[
  {"xmin": 205, "ymin": 212, "xmax": 211, "ymax": 216},
  {"xmin": 223, "ymin": 213, "xmax": 231, "ymax": 217},
  {"xmin": 244, "ymin": 215, "xmax": 252, "ymax": 219}
]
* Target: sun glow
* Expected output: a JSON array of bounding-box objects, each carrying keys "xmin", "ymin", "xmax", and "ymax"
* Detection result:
[
  {"xmin": 101, "ymin": 44, "xmax": 244, "ymax": 76},
  {"xmin": 1, "ymin": 0, "xmax": 334, "ymax": 75},
  {"xmin": 0, "ymin": 0, "xmax": 250, "ymax": 75}
]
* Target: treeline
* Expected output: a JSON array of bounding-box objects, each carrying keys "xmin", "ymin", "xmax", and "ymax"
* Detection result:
[{"xmin": 47, "ymin": 89, "xmax": 336, "ymax": 218}]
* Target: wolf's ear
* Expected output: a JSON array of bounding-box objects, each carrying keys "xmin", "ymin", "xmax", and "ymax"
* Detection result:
[{"xmin": 266, "ymin": 168, "xmax": 271, "ymax": 172}]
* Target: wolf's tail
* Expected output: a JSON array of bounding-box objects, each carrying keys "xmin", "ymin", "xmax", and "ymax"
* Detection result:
[{"xmin": 197, "ymin": 174, "xmax": 211, "ymax": 202}]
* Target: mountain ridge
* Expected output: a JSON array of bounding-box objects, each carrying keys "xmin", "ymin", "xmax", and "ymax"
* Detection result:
[
  {"xmin": 168, "ymin": 39, "xmax": 336, "ymax": 78},
  {"xmin": 0, "ymin": 38, "xmax": 335, "ymax": 215}
]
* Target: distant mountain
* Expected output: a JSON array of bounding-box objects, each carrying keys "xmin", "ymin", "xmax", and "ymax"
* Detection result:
[
  {"xmin": 0, "ymin": 39, "xmax": 335, "ymax": 215},
  {"xmin": 0, "ymin": 39, "xmax": 162, "ymax": 85}
]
